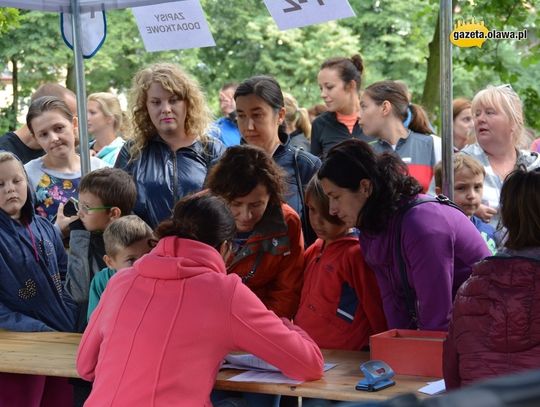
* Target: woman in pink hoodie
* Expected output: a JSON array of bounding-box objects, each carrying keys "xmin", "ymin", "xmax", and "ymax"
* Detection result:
[{"xmin": 77, "ymin": 193, "xmax": 323, "ymax": 407}]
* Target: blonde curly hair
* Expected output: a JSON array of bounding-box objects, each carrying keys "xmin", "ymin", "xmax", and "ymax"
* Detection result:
[{"xmin": 128, "ymin": 62, "xmax": 212, "ymax": 159}]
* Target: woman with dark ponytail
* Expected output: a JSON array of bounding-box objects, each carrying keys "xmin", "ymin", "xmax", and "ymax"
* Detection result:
[
  {"xmin": 359, "ymin": 80, "xmax": 436, "ymax": 192},
  {"xmin": 311, "ymin": 54, "xmax": 373, "ymax": 157},
  {"xmin": 318, "ymin": 139, "xmax": 491, "ymax": 331},
  {"xmin": 77, "ymin": 193, "xmax": 323, "ymax": 406}
]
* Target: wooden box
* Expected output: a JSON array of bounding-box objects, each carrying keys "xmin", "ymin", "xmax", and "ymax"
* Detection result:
[{"xmin": 370, "ymin": 329, "xmax": 447, "ymax": 377}]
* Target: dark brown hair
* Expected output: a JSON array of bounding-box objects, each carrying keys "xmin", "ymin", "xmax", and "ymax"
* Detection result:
[
  {"xmin": 318, "ymin": 139, "xmax": 422, "ymax": 234},
  {"xmin": 305, "ymin": 176, "xmax": 344, "ymax": 225},
  {"xmin": 364, "ymin": 80, "xmax": 432, "ymax": 135},
  {"xmin": 205, "ymin": 145, "xmax": 286, "ymax": 204},
  {"xmin": 26, "ymin": 96, "xmax": 73, "ymax": 135},
  {"xmin": 320, "ymin": 54, "xmax": 364, "ymax": 89},
  {"xmin": 500, "ymin": 167, "xmax": 540, "ymax": 250},
  {"xmin": 79, "ymin": 168, "xmax": 137, "ymax": 216},
  {"xmin": 155, "ymin": 193, "xmax": 236, "ymax": 250}
]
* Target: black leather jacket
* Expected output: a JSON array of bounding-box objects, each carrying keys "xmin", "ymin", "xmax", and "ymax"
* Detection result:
[
  {"xmin": 115, "ymin": 136, "xmax": 225, "ymax": 228},
  {"xmin": 274, "ymin": 132, "xmax": 321, "ymax": 243}
]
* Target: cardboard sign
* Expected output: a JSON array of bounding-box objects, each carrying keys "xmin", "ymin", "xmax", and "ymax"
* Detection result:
[
  {"xmin": 263, "ymin": 0, "xmax": 355, "ymax": 30},
  {"xmin": 132, "ymin": 0, "xmax": 215, "ymax": 52}
]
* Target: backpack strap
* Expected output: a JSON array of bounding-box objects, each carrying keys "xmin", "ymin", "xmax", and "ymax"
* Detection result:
[{"xmin": 395, "ymin": 194, "xmax": 463, "ymax": 329}]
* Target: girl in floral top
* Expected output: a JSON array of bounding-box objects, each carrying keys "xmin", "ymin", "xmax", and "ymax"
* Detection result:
[{"xmin": 24, "ymin": 96, "xmax": 108, "ymax": 230}]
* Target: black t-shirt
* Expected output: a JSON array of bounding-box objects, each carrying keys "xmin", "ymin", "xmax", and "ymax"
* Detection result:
[{"xmin": 0, "ymin": 131, "xmax": 44, "ymax": 164}]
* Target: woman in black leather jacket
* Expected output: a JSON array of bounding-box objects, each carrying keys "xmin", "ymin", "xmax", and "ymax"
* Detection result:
[
  {"xmin": 115, "ymin": 63, "xmax": 224, "ymax": 228},
  {"xmin": 234, "ymin": 75, "xmax": 321, "ymax": 244}
]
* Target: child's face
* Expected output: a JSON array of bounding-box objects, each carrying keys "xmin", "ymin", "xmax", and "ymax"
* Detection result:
[
  {"xmin": 307, "ymin": 198, "xmax": 348, "ymax": 244},
  {"xmin": 454, "ymin": 168, "xmax": 484, "ymax": 217},
  {"xmin": 78, "ymin": 191, "xmax": 114, "ymax": 232},
  {"xmin": 105, "ymin": 238, "xmax": 153, "ymax": 271},
  {"xmin": 0, "ymin": 160, "xmax": 28, "ymax": 220},
  {"xmin": 31, "ymin": 110, "xmax": 76, "ymax": 159}
]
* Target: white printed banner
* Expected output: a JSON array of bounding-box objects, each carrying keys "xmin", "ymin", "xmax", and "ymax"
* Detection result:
[
  {"xmin": 132, "ymin": 0, "xmax": 215, "ymax": 52},
  {"xmin": 263, "ymin": 0, "xmax": 356, "ymax": 31}
]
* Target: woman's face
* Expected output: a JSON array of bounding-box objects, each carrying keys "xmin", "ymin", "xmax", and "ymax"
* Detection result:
[
  {"xmin": 359, "ymin": 94, "xmax": 386, "ymax": 138},
  {"xmin": 0, "ymin": 160, "xmax": 28, "ymax": 220},
  {"xmin": 235, "ymin": 94, "xmax": 283, "ymax": 152},
  {"xmin": 473, "ymin": 103, "xmax": 514, "ymax": 149},
  {"xmin": 146, "ymin": 82, "xmax": 187, "ymax": 138},
  {"xmin": 228, "ymin": 183, "xmax": 270, "ymax": 233},
  {"xmin": 87, "ymin": 100, "xmax": 112, "ymax": 136},
  {"xmin": 453, "ymin": 108, "xmax": 474, "ymax": 150},
  {"xmin": 31, "ymin": 110, "xmax": 77, "ymax": 159},
  {"xmin": 317, "ymin": 68, "xmax": 355, "ymax": 113},
  {"xmin": 320, "ymin": 178, "xmax": 370, "ymax": 228}
]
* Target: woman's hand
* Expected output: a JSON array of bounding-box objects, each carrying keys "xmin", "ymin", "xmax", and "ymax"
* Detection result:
[{"xmin": 475, "ymin": 203, "xmax": 497, "ymax": 223}]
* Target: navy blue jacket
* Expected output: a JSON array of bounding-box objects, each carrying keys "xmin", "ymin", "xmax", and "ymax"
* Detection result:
[
  {"xmin": 274, "ymin": 132, "xmax": 321, "ymax": 243},
  {"xmin": 310, "ymin": 111, "xmax": 373, "ymax": 158},
  {"xmin": 115, "ymin": 136, "xmax": 225, "ymax": 228},
  {"xmin": 0, "ymin": 184, "xmax": 77, "ymax": 332}
]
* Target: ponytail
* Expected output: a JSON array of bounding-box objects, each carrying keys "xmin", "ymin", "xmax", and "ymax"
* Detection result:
[
  {"xmin": 408, "ymin": 103, "xmax": 433, "ymax": 135},
  {"xmin": 296, "ymin": 108, "xmax": 312, "ymax": 139}
]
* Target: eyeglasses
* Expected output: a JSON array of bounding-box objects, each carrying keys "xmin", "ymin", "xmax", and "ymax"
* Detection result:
[
  {"xmin": 496, "ymin": 84, "xmax": 516, "ymax": 93},
  {"xmin": 70, "ymin": 197, "xmax": 112, "ymax": 214}
]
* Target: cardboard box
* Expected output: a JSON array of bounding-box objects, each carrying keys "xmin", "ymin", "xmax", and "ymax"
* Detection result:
[{"xmin": 370, "ymin": 329, "xmax": 447, "ymax": 377}]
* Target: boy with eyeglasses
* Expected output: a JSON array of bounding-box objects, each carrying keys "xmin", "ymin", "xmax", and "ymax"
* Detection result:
[{"xmin": 63, "ymin": 167, "xmax": 138, "ymax": 331}]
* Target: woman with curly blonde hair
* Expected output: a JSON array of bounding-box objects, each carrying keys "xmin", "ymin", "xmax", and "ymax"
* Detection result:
[{"xmin": 115, "ymin": 62, "xmax": 225, "ymax": 228}]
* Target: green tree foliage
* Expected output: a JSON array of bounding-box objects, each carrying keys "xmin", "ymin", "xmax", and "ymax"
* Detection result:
[{"xmin": 0, "ymin": 1, "xmax": 538, "ymax": 134}]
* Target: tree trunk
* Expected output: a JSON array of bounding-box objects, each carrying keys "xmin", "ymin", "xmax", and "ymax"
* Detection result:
[
  {"xmin": 65, "ymin": 61, "xmax": 76, "ymax": 92},
  {"xmin": 421, "ymin": 9, "xmax": 441, "ymax": 117},
  {"xmin": 10, "ymin": 57, "xmax": 18, "ymax": 128}
]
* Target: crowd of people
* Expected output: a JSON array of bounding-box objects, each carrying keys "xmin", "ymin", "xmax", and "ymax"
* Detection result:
[{"xmin": 0, "ymin": 53, "xmax": 539, "ymax": 407}]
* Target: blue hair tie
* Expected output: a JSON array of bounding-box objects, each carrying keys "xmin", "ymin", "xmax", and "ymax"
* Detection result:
[{"xmin": 403, "ymin": 105, "xmax": 413, "ymax": 129}]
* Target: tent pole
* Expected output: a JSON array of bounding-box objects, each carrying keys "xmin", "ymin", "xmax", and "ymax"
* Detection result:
[
  {"xmin": 70, "ymin": 0, "xmax": 91, "ymax": 175},
  {"xmin": 440, "ymin": 0, "xmax": 453, "ymax": 199}
]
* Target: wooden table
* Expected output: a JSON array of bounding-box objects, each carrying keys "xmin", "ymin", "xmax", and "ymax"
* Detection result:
[{"xmin": 0, "ymin": 331, "xmax": 437, "ymax": 402}]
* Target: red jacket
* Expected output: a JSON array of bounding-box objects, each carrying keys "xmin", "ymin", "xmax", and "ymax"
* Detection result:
[
  {"xmin": 77, "ymin": 237, "xmax": 323, "ymax": 406},
  {"xmin": 295, "ymin": 235, "xmax": 387, "ymax": 350},
  {"xmin": 227, "ymin": 203, "xmax": 304, "ymax": 319},
  {"xmin": 444, "ymin": 254, "xmax": 540, "ymax": 389}
]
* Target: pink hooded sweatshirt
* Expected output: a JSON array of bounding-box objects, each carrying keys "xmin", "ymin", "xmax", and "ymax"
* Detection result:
[{"xmin": 77, "ymin": 236, "xmax": 323, "ymax": 406}]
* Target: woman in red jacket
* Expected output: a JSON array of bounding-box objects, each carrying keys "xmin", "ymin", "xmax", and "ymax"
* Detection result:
[
  {"xmin": 77, "ymin": 193, "xmax": 323, "ymax": 407},
  {"xmin": 444, "ymin": 166, "xmax": 540, "ymax": 389},
  {"xmin": 206, "ymin": 145, "xmax": 305, "ymax": 319}
]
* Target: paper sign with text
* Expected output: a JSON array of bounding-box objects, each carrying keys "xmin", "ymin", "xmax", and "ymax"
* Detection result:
[
  {"xmin": 263, "ymin": 0, "xmax": 355, "ymax": 30},
  {"xmin": 132, "ymin": 0, "xmax": 215, "ymax": 52}
]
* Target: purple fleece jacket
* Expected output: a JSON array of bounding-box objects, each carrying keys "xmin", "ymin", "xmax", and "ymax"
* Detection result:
[{"xmin": 359, "ymin": 196, "xmax": 491, "ymax": 331}]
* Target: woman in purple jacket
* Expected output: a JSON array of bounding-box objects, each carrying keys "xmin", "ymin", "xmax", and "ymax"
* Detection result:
[{"xmin": 318, "ymin": 139, "xmax": 491, "ymax": 330}]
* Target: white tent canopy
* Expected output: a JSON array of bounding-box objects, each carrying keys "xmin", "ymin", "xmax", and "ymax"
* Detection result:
[{"xmin": 0, "ymin": 0, "xmax": 178, "ymax": 13}]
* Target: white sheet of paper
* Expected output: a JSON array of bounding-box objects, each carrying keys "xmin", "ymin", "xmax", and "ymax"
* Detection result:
[
  {"xmin": 228, "ymin": 370, "xmax": 303, "ymax": 385},
  {"xmin": 132, "ymin": 0, "xmax": 215, "ymax": 52},
  {"xmin": 263, "ymin": 0, "xmax": 355, "ymax": 31},
  {"xmin": 418, "ymin": 379, "xmax": 446, "ymax": 395}
]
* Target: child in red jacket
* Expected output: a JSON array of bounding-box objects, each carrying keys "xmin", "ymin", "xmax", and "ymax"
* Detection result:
[{"xmin": 295, "ymin": 176, "xmax": 387, "ymax": 350}]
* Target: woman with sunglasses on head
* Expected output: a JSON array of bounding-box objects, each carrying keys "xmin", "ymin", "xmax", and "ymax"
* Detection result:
[
  {"xmin": 311, "ymin": 54, "xmax": 373, "ymax": 158},
  {"xmin": 206, "ymin": 145, "xmax": 305, "ymax": 321},
  {"xmin": 462, "ymin": 85, "xmax": 540, "ymax": 227},
  {"xmin": 234, "ymin": 76, "xmax": 320, "ymax": 244},
  {"xmin": 77, "ymin": 193, "xmax": 323, "ymax": 407},
  {"xmin": 114, "ymin": 63, "xmax": 225, "ymax": 229},
  {"xmin": 318, "ymin": 139, "xmax": 491, "ymax": 331}
]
